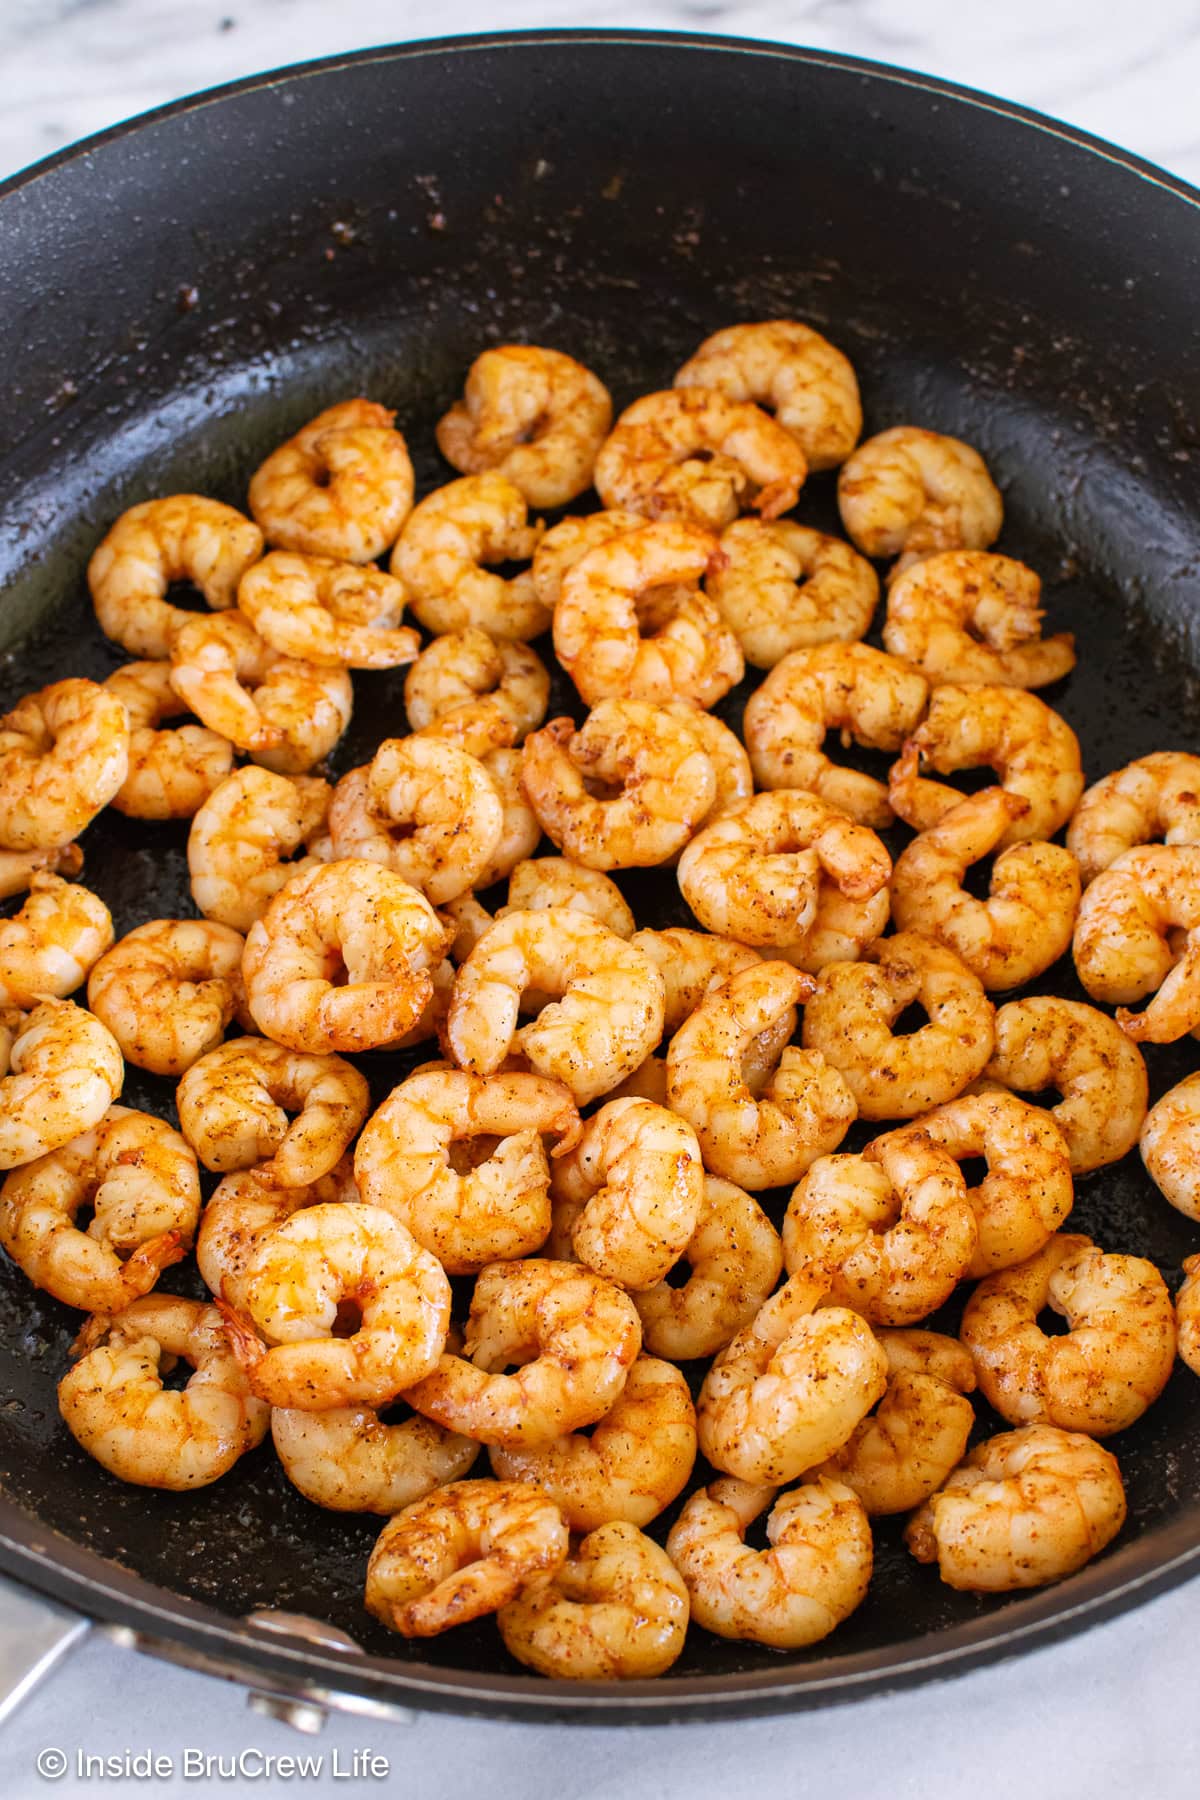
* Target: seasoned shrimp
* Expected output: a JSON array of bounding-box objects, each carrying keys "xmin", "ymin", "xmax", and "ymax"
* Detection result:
[
  {"xmin": 630, "ymin": 927, "xmax": 793, "ymax": 1086},
  {"xmin": 553, "ymin": 521, "xmax": 743, "ymax": 709},
  {"xmin": 675, "ymin": 320, "xmax": 862, "ymax": 471},
  {"xmin": 503, "ymin": 859, "xmax": 634, "ymax": 938},
  {"xmin": 0, "ymin": 1000, "xmax": 123, "ymax": 1168},
  {"xmin": 404, "ymin": 627, "xmax": 549, "ymax": 740},
  {"xmin": 884, "ymin": 551, "xmax": 1075, "ymax": 688},
  {"xmin": 783, "ymin": 1130, "xmax": 977, "ymax": 1325},
  {"xmin": 491, "ymin": 1355, "xmax": 696, "ymax": 1531},
  {"xmin": 667, "ymin": 960, "xmax": 856, "ymax": 1191},
  {"xmin": 743, "ymin": 643, "xmax": 928, "ymax": 827},
  {"xmin": 353, "ymin": 1067, "xmax": 580, "ymax": 1274},
  {"xmin": 188, "ymin": 766, "xmax": 332, "ymax": 933},
  {"xmin": 0, "ymin": 1106, "xmax": 197, "ymax": 1312},
  {"xmin": 220, "ymin": 1201, "xmax": 450, "ymax": 1410},
  {"xmin": 390, "ymin": 473, "xmax": 548, "ymax": 640},
  {"xmin": 1176, "ymin": 1256, "xmax": 1200, "ymax": 1378},
  {"xmin": 445, "ymin": 910, "xmax": 665, "ymax": 1106},
  {"xmin": 905, "ymin": 1424, "xmax": 1126, "ymax": 1591},
  {"xmin": 87, "ymin": 919, "xmax": 247, "ymax": 1076},
  {"xmin": 177, "ymin": 1036, "xmax": 368, "ymax": 1188},
  {"xmin": 105, "ymin": 660, "xmax": 233, "ymax": 819},
  {"xmin": 169, "ymin": 612, "xmax": 353, "ymax": 773},
  {"xmin": 196, "ymin": 1159, "xmax": 358, "ymax": 1314},
  {"xmin": 811, "ymin": 1330, "xmax": 976, "ymax": 1515},
  {"xmin": 521, "ymin": 703, "xmax": 717, "ymax": 870},
  {"xmin": 1073, "ymin": 846, "xmax": 1200, "ymax": 1041},
  {"xmin": 962, "ymin": 1233, "xmax": 1176, "ymax": 1436},
  {"xmin": 983, "ymin": 996, "xmax": 1147, "ymax": 1175},
  {"xmin": 635, "ymin": 1175, "xmax": 782, "ymax": 1362},
  {"xmin": 550, "ymin": 1097, "xmax": 703, "ymax": 1291},
  {"xmin": 697, "ymin": 1272, "xmax": 887, "ymax": 1484},
  {"xmin": 329, "ymin": 737, "xmax": 503, "ymax": 904},
  {"xmin": 1068, "ymin": 752, "xmax": 1200, "ymax": 884},
  {"xmin": 0, "ymin": 678, "xmax": 129, "ymax": 851},
  {"xmin": 667, "ymin": 1476, "xmax": 872, "ymax": 1649},
  {"xmin": 88, "ymin": 494, "xmax": 263, "ymax": 659},
  {"xmin": 238, "ymin": 550, "xmax": 420, "ymax": 669},
  {"xmin": 59, "ymin": 1296, "xmax": 269, "ymax": 1489},
  {"xmin": 838, "ymin": 426, "xmax": 1003, "ymax": 575},
  {"xmin": 594, "ymin": 388, "xmax": 806, "ymax": 531},
  {"xmin": 530, "ymin": 510, "xmax": 646, "ymax": 612},
  {"xmin": 1141, "ymin": 1073, "xmax": 1200, "ymax": 1220},
  {"xmin": 0, "ymin": 873, "xmax": 112, "ymax": 1008},
  {"xmin": 889, "ymin": 686, "xmax": 1084, "ymax": 845},
  {"xmin": 0, "ymin": 845, "xmax": 83, "ymax": 902},
  {"xmin": 273, "ymin": 1401, "xmax": 479, "ymax": 1514},
  {"xmin": 890, "ymin": 789, "xmax": 1081, "ymax": 990},
  {"xmin": 405, "ymin": 1259, "xmax": 641, "ymax": 1449},
  {"xmin": 248, "ymin": 399, "xmax": 414, "ymax": 562},
  {"xmin": 366, "ymin": 1478, "xmax": 568, "ymax": 1637},
  {"xmin": 801, "ymin": 931, "xmax": 995, "ymax": 1119},
  {"xmin": 242, "ymin": 858, "xmax": 450, "ymax": 1054},
  {"xmin": 436, "ymin": 345, "xmax": 612, "ymax": 508},
  {"xmin": 708, "ymin": 520, "xmax": 879, "ymax": 669},
  {"xmin": 662, "ymin": 703, "xmax": 753, "ymax": 839}
]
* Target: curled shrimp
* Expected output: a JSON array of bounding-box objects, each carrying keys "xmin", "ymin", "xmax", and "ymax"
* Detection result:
[
  {"xmin": 1141, "ymin": 1073, "xmax": 1200, "ymax": 1221},
  {"xmin": 177, "ymin": 1036, "xmax": 369, "ymax": 1187},
  {"xmin": 708, "ymin": 520, "xmax": 879, "ymax": 669},
  {"xmin": 238, "ymin": 550, "xmax": 419, "ymax": 668},
  {"xmin": 88, "ymin": 494, "xmax": 263, "ymax": 659},
  {"xmin": 667, "ymin": 1476, "xmax": 872, "ymax": 1649},
  {"xmin": 366, "ymin": 1478, "xmax": 568, "ymax": 1638},
  {"xmin": 667, "ymin": 960, "xmax": 856, "ymax": 1191},
  {"xmin": 248, "ymin": 398, "xmax": 414, "ymax": 562},
  {"xmin": 674, "ymin": 319, "xmax": 862, "ymax": 471},
  {"xmin": 1176, "ymin": 1257, "xmax": 1200, "ymax": 1378},
  {"xmin": 530, "ymin": 509, "xmax": 647, "ymax": 613},
  {"xmin": 104, "ymin": 660, "xmax": 233, "ymax": 819},
  {"xmin": 594, "ymin": 388, "xmax": 806, "ymax": 531},
  {"xmin": 553, "ymin": 520, "xmax": 742, "ymax": 709},
  {"xmin": 983, "ymin": 996, "xmax": 1147, "ymax": 1176},
  {"xmin": 630, "ymin": 926, "xmax": 792, "ymax": 1087},
  {"xmin": 196, "ymin": 1159, "xmax": 358, "ymax": 1313},
  {"xmin": 0, "ymin": 1106, "xmax": 197, "ymax": 1311},
  {"xmin": 783, "ymin": 1130, "xmax": 977, "ymax": 1325},
  {"xmin": 1073, "ymin": 846, "xmax": 1200, "ymax": 1042},
  {"xmin": 503, "ymin": 859, "xmax": 634, "ymax": 939},
  {"xmin": 353, "ymin": 1066, "xmax": 580, "ymax": 1274},
  {"xmin": 0, "ymin": 1000, "xmax": 123, "ymax": 1168},
  {"xmin": 329, "ymin": 736, "xmax": 504, "ymax": 903},
  {"xmin": 0, "ymin": 678, "xmax": 129, "ymax": 851},
  {"xmin": 905, "ymin": 1424, "xmax": 1126, "ymax": 1591},
  {"xmin": 87, "ymin": 919, "xmax": 247, "ymax": 1076},
  {"xmin": 0, "ymin": 873, "xmax": 112, "ymax": 1008},
  {"xmin": 742, "ymin": 643, "xmax": 928, "ymax": 827},
  {"xmin": 59, "ymin": 1296, "xmax": 269, "ymax": 1489},
  {"xmin": 962, "ymin": 1232, "xmax": 1176, "ymax": 1437},
  {"xmin": 403, "ymin": 626, "xmax": 549, "ymax": 740},
  {"xmin": 837, "ymin": 426, "xmax": 1003, "ymax": 575},
  {"xmin": 884, "ymin": 551, "xmax": 1074, "ymax": 688},
  {"xmin": 436, "ymin": 344, "xmax": 612, "ymax": 508},
  {"xmin": 390, "ymin": 473, "xmax": 548, "ymax": 640},
  {"xmin": 169, "ymin": 612, "xmax": 352, "ymax": 774},
  {"xmin": 1067, "ymin": 752, "xmax": 1200, "ymax": 884},
  {"xmin": 890, "ymin": 789, "xmax": 1081, "ymax": 990},
  {"xmin": 801, "ymin": 931, "xmax": 995, "ymax": 1120},
  {"xmin": 521, "ymin": 702, "xmax": 717, "ymax": 870},
  {"xmin": 445, "ymin": 910, "xmax": 665, "ymax": 1106},
  {"xmin": 273, "ymin": 1401, "xmax": 478, "ymax": 1514},
  {"xmin": 635, "ymin": 1174, "xmax": 782, "ymax": 1362},
  {"xmin": 242, "ymin": 858, "xmax": 450, "ymax": 1054},
  {"xmin": 188, "ymin": 766, "xmax": 331, "ymax": 934},
  {"xmin": 662, "ymin": 703, "xmax": 753, "ymax": 842},
  {"xmin": 491, "ymin": 1355, "xmax": 696, "ymax": 1530}
]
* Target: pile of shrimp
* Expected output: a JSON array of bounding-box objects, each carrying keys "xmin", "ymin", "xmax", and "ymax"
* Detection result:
[{"xmin": 0, "ymin": 318, "xmax": 1195, "ymax": 1685}]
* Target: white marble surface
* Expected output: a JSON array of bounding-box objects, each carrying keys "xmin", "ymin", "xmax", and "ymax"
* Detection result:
[{"xmin": 2, "ymin": 2, "xmax": 1200, "ymax": 1795}]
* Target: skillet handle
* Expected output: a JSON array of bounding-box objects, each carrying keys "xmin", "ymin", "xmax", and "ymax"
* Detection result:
[{"xmin": 0, "ymin": 1573, "xmax": 90, "ymax": 1723}]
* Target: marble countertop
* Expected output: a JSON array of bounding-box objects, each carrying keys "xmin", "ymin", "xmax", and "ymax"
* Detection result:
[{"xmin": 2, "ymin": 3, "xmax": 1199, "ymax": 1795}]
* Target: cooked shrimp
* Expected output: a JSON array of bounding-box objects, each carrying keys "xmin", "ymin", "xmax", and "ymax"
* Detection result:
[
  {"xmin": 667, "ymin": 960, "xmax": 856, "ymax": 1191},
  {"xmin": 635, "ymin": 1174, "xmax": 782, "ymax": 1362},
  {"xmin": 1140, "ymin": 1073, "xmax": 1200, "ymax": 1220},
  {"xmin": 1073, "ymin": 846, "xmax": 1200, "ymax": 1042},
  {"xmin": 88, "ymin": 494, "xmax": 263, "ymax": 659},
  {"xmin": 667, "ymin": 1476, "xmax": 872, "ymax": 1649},
  {"xmin": 502, "ymin": 859, "xmax": 635, "ymax": 939},
  {"xmin": 177, "ymin": 1036, "xmax": 368, "ymax": 1189},
  {"xmin": 675, "ymin": 320, "xmax": 862, "ymax": 470},
  {"xmin": 329, "ymin": 737, "xmax": 503, "ymax": 904},
  {"xmin": 59, "ymin": 1295, "xmax": 269, "ymax": 1489},
  {"xmin": 86, "ymin": 919, "xmax": 247, "ymax": 1076},
  {"xmin": 242, "ymin": 858, "xmax": 450, "ymax": 1054},
  {"xmin": 801, "ymin": 930, "xmax": 994, "ymax": 1121},
  {"xmin": 1068, "ymin": 752, "xmax": 1200, "ymax": 884},
  {"xmin": 530, "ymin": 510, "xmax": 647, "ymax": 612},
  {"xmin": 550, "ymin": 1097, "xmax": 703, "ymax": 1290},
  {"xmin": 0, "ymin": 844, "xmax": 83, "ymax": 902},
  {"xmin": 169, "ymin": 613, "xmax": 352, "ymax": 774},
  {"xmin": 0, "ymin": 873, "xmax": 112, "ymax": 1009},
  {"xmin": 743, "ymin": 644, "xmax": 929, "ymax": 827},
  {"xmin": 390, "ymin": 473, "xmax": 548, "ymax": 640},
  {"xmin": 273, "ymin": 1400, "xmax": 479, "ymax": 1514},
  {"xmin": 1176, "ymin": 1256, "xmax": 1200, "ymax": 1378},
  {"xmin": 783, "ymin": 1130, "xmax": 977, "ymax": 1325},
  {"xmin": 105, "ymin": 661, "xmax": 233, "ymax": 819},
  {"xmin": 403, "ymin": 627, "xmax": 549, "ymax": 740},
  {"xmin": 248, "ymin": 398, "xmax": 414, "ymax": 562},
  {"xmin": 445, "ymin": 910, "xmax": 665, "ymax": 1106},
  {"xmin": 0, "ymin": 1106, "xmax": 197, "ymax": 1311},
  {"xmin": 0, "ymin": 678, "xmax": 129, "ymax": 851},
  {"xmin": 353, "ymin": 1066, "xmax": 580, "ymax": 1274},
  {"xmin": 983, "ymin": 996, "xmax": 1147, "ymax": 1175},
  {"xmin": 195, "ymin": 1159, "xmax": 358, "ymax": 1314},
  {"xmin": 436, "ymin": 344, "xmax": 612, "ymax": 508},
  {"xmin": 238, "ymin": 550, "xmax": 420, "ymax": 668},
  {"xmin": 491, "ymin": 1355, "xmax": 696, "ymax": 1530},
  {"xmin": 0, "ymin": 1000, "xmax": 123, "ymax": 1168},
  {"xmin": 905, "ymin": 1423, "xmax": 1126, "ymax": 1591},
  {"xmin": 188, "ymin": 766, "xmax": 332, "ymax": 934},
  {"xmin": 884, "ymin": 550, "xmax": 1074, "ymax": 688},
  {"xmin": 889, "ymin": 686, "xmax": 1084, "ymax": 845},
  {"xmin": 630, "ymin": 928, "xmax": 795, "ymax": 1090},
  {"xmin": 662, "ymin": 703, "xmax": 753, "ymax": 841},
  {"xmin": 890, "ymin": 789, "xmax": 1081, "ymax": 990},
  {"xmin": 838, "ymin": 426, "xmax": 1003, "ymax": 575},
  {"xmin": 708, "ymin": 520, "xmax": 878, "ymax": 669},
  {"xmin": 594, "ymin": 388, "xmax": 806, "ymax": 531},
  {"xmin": 521, "ymin": 703, "xmax": 717, "ymax": 870}
]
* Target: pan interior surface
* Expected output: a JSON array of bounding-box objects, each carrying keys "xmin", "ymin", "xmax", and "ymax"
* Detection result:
[{"xmin": 1, "ymin": 33, "xmax": 1200, "ymax": 1713}]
